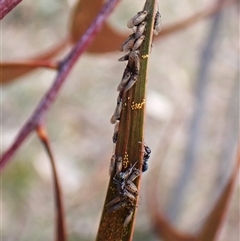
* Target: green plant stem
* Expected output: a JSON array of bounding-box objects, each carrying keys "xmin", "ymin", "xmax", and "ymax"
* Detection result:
[{"xmin": 96, "ymin": 1, "xmax": 156, "ymax": 240}]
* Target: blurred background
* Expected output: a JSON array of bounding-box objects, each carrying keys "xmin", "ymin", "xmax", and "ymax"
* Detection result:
[{"xmin": 2, "ymin": 0, "xmax": 239, "ymax": 240}]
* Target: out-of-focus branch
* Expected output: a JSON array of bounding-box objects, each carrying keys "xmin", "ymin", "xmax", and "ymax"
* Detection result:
[
  {"xmin": 146, "ymin": 106, "xmax": 195, "ymax": 241},
  {"xmin": 1, "ymin": 0, "xmax": 237, "ymax": 85},
  {"xmin": 158, "ymin": 0, "xmax": 237, "ymax": 38},
  {"xmin": 197, "ymin": 146, "xmax": 240, "ymax": 241},
  {"xmin": 0, "ymin": 0, "xmax": 121, "ymax": 169},
  {"xmin": 0, "ymin": 0, "xmax": 22, "ymax": 19},
  {"xmin": 147, "ymin": 144, "xmax": 239, "ymax": 241},
  {"xmin": 36, "ymin": 125, "xmax": 66, "ymax": 241},
  {"xmin": 167, "ymin": 0, "xmax": 226, "ymax": 223},
  {"xmin": 1, "ymin": 61, "xmax": 58, "ymax": 70},
  {"xmin": 1, "ymin": 37, "xmax": 69, "ymax": 85}
]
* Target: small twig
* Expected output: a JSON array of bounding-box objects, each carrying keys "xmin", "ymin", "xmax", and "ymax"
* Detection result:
[
  {"xmin": 1, "ymin": 61, "xmax": 58, "ymax": 70},
  {"xmin": 0, "ymin": 0, "xmax": 22, "ymax": 19},
  {"xmin": 198, "ymin": 146, "xmax": 240, "ymax": 241},
  {"xmin": 36, "ymin": 124, "xmax": 66, "ymax": 241},
  {"xmin": 0, "ymin": 0, "xmax": 121, "ymax": 169},
  {"xmin": 1, "ymin": 38, "xmax": 69, "ymax": 85},
  {"xmin": 158, "ymin": 0, "xmax": 237, "ymax": 38}
]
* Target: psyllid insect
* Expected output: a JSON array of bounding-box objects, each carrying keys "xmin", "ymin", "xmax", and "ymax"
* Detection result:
[
  {"xmin": 128, "ymin": 168, "xmax": 140, "ymax": 182},
  {"xmin": 110, "ymin": 96, "xmax": 123, "ymax": 124},
  {"xmin": 128, "ymin": 50, "xmax": 140, "ymax": 70},
  {"xmin": 115, "ymin": 156, "xmax": 123, "ymax": 176},
  {"xmin": 123, "ymin": 190, "xmax": 136, "ymax": 202},
  {"xmin": 132, "ymin": 35, "xmax": 145, "ymax": 51},
  {"xmin": 106, "ymin": 197, "xmax": 128, "ymax": 213},
  {"xmin": 118, "ymin": 50, "xmax": 140, "ymax": 64},
  {"xmin": 127, "ymin": 10, "xmax": 148, "ymax": 28},
  {"xmin": 118, "ymin": 53, "xmax": 130, "ymax": 62},
  {"xmin": 106, "ymin": 160, "xmax": 140, "ymax": 212},
  {"xmin": 123, "ymin": 73, "xmax": 138, "ymax": 93},
  {"xmin": 114, "ymin": 161, "xmax": 138, "ymax": 183},
  {"xmin": 125, "ymin": 181, "xmax": 138, "ymax": 196},
  {"xmin": 106, "ymin": 196, "xmax": 122, "ymax": 209},
  {"xmin": 117, "ymin": 67, "xmax": 132, "ymax": 92},
  {"xmin": 153, "ymin": 10, "xmax": 162, "ymax": 35},
  {"xmin": 123, "ymin": 208, "xmax": 134, "ymax": 227},
  {"xmin": 135, "ymin": 21, "xmax": 147, "ymax": 39},
  {"xmin": 120, "ymin": 33, "xmax": 135, "ymax": 52},
  {"xmin": 112, "ymin": 121, "xmax": 119, "ymax": 143},
  {"xmin": 109, "ymin": 155, "xmax": 116, "ymax": 176}
]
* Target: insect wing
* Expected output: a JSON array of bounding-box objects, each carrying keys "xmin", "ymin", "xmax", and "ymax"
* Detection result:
[
  {"xmin": 106, "ymin": 196, "xmax": 122, "ymax": 209},
  {"xmin": 153, "ymin": 11, "xmax": 162, "ymax": 35},
  {"xmin": 112, "ymin": 121, "xmax": 119, "ymax": 143},
  {"xmin": 120, "ymin": 34, "xmax": 135, "ymax": 52},
  {"xmin": 135, "ymin": 21, "xmax": 147, "ymax": 39},
  {"xmin": 129, "ymin": 50, "xmax": 140, "ymax": 61},
  {"xmin": 127, "ymin": 11, "xmax": 141, "ymax": 28},
  {"xmin": 121, "ymin": 162, "xmax": 138, "ymax": 181},
  {"xmin": 110, "ymin": 115, "xmax": 116, "ymax": 124},
  {"xmin": 128, "ymin": 50, "xmax": 140, "ymax": 71},
  {"xmin": 110, "ymin": 97, "xmax": 123, "ymax": 124},
  {"xmin": 118, "ymin": 53, "xmax": 129, "ymax": 62},
  {"xmin": 127, "ymin": 11, "xmax": 148, "ymax": 28},
  {"xmin": 126, "ymin": 181, "xmax": 138, "ymax": 196},
  {"xmin": 119, "ymin": 34, "xmax": 134, "ymax": 51},
  {"xmin": 123, "ymin": 74, "xmax": 138, "ymax": 93},
  {"xmin": 132, "ymin": 35, "xmax": 145, "ymax": 51},
  {"xmin": 115, "ymin": 156, "xmax": 123, "ymax": 175},
  {"xmin": 109, "ymin": 155, "xmax": 116, "ymax": 176},
  {"xmin": 116, "ymin": 97, "xmax": 123, "ymax": 120},
  {"xmin": 124, "ymin": 190, "xmax": 136, "ymax": 202},
  {"xmin": 123, "ymin": 209, "xmax": 134, "ymax": 227},
  {"xmin": 106, "ymin": 197, "xmax": 127, "ymax": 212},
  {"xmin": 117, "ymin": 69, "xmax": 132, "ymax": 92},
  {"xmin": 128, "ymin": 169, "xmax": 140, "ymax": 182}
]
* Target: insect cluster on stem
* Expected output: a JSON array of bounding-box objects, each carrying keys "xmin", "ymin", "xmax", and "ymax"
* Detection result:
[
  {"xmin": 105, "ymin": 6, "xmax": 161, "ymax": 228},
  {"xmin": 107, "ymin": 156, "xmax": 140, "ymax": 227}
]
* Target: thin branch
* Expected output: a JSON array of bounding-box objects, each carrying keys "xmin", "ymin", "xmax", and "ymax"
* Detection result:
[
  {"xmin": 1, "ymin": 61, "xmax": 58, "ymax": 70},
  {"xmin": 0, "ymin": 0, "xmax": 22, "ymax": 19},
  {"xmin": 158, "ymin": 0, "xmax": 237, "ymax": 38},
  {"xmin": 198, "ymin": 146, "xmax": 240, "ymax": 240},
  {"xmin": 36, "ymin": 125, "xmax": 66, "ymax": 241},
  {"xmin": 0, "ymin": 0, "xmax": 121, "ymax": 169},
  {"xmin": 1, "ymin": 38, "xmax": 69, "ymax": 85}
]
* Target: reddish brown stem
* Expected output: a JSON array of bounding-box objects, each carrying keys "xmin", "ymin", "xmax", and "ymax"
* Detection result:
[
  {"xmin": 1, "ymin": 61, "xmax": 58, "ymax": 70},
  {"xmin": 36, "ymin": 125, "xmax": 67, "ymax": 241},
  {"xmin": 158, "ymin": 0, "xmax": 237, "ymax": 38},
  {"xmin": 0, "ymin": 0, "xmax": 22, "ymax": 19},
  {"xmin": 0, "ymin": 0, "xmax": 121, "ymax": 170}
]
